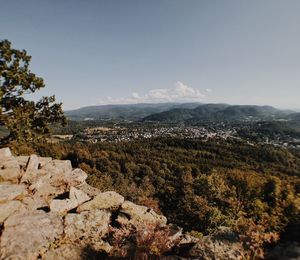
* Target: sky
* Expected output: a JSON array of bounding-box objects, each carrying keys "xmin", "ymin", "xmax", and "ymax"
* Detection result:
[{"xmin": 1, "ymin": 0, "xmax": 300, "ymax": 110}]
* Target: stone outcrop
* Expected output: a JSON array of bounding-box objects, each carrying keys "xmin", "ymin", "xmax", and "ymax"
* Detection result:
[
  {"xmin": 118, "ymin": 200, "xmax": 167, "ymax": 227},
  {"xmin": 77, "ymin": 191, "xmax": 124, "ymax": 212},
  {"xmin": 0, "ymin": 147, "xmax": 248, "ymax": 259},
  {"xmin": 50, "ymin": 187, "xmax": 90, "ymax": 213}
]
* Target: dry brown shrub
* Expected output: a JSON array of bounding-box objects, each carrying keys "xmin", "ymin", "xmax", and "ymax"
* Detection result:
[{"xmin": 236, "ymin": 219, "xmax": 280, "ymax": 259}]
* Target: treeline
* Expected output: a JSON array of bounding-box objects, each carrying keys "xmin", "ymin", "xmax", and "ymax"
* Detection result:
[{"xmin": 14, "ymin": 138, "xmax": 300, "ymax": 242}]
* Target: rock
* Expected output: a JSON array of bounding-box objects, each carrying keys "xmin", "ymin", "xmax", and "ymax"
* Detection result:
[
  {"xmin": 21, "ymin": 168, "xmax": 48, "ymax": 184},
  {"xmin": 69, "ymin": 186, "xmax": 90, "ymax": 202},
  {"xmin": 38, "ymin": 156, "xmax": 52, "ymax": 168},
  {"xmin": 75, "ymin": 182, "xmax": 100, "ymax": 198},
  {"xmin": 22, "ymin": 194, "xmax": 49, "ymax": 211},
  {"xmin": 28, "ymin": 161, "xmax": 73, "ymax": 196},
  {"xmin": 64, "ymin": 168, "xmax": 87, "ymax": 187},
  {"xmin": 188, "ymin": 228, "xmax": 244, "ymax": 260},
  {"xmin": 0, "ymin": 200, "xmax": 23, "ymax": 223},
  {"xmin": 50, "ymin": 187, "xmax": 90, "ymax": 213},
  {"xmin": 29, "ymin": 178, "xmax": 66, "ymax": 199},
  {"xmin": 0, "ymin": 167, "xmax": 21, "ymax": 183},
  {"xmin": 167, "ymin": 225, "xmax": 183, "ymax": 244},
  {"xmin": 0, "ymin": 184, "xmax": 27, "ymax": 203},
  {"xmin": 179, "ymin": 234, "xmax": 200, "ymax": 245},
  {"xmin": 0, "ymin": 147, "xmax": 12, "ymax": 158},
  {"xmin": 0, "ymin": 156, "xmax": 19, "ymax": 168},
  {"xmin": 0, "ymin": 155, "xmax": 21, "ymax": 183},
  {"xmin": 16, "ymin": 155, "xmax": 30, "ymax": 168},
  {"xmin": 41, "ymin": 244, "xmax": 83, "ymax": 260},
  {"xmin": 64, "ymin": 209, "xmax": 111, "ymax": 251},
  {"xmin": 119, "ymin": 201, "xmax": 167, "ymax": 227},
  {"xmin": 0, "ymin": 212, "xmax": 64, "ymax": 260},
  {"xmin": 77, "ymin": 191, "xmax": 124, "ymax": 212},
  {"xmin": 43, "ymin": 159, "xmax": 72, "ymax": 173},
  {"xmin": 25, "ymin": 154, "xmax": 40, "ymax": 173}
]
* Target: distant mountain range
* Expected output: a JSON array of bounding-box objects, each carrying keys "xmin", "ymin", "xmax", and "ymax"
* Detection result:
[
  {"xmin": 65, "ymin": 103, "xmax": 202, "ymax": 121},
  {"xmin": 66, "ymin": 103, "xmax": 298, "ymax": 123},
  {"xmin": 143, "ymin": 104, "xmax": 293, "ymax": 123}
]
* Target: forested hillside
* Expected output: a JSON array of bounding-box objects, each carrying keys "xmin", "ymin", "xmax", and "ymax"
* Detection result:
[
  {"xmin": 14, "ymin": 138, "xmax": 300, "ymax": 244},
  {"xmin": 143, "ymin": 104, "xmax": 291, "ymax": 123}
]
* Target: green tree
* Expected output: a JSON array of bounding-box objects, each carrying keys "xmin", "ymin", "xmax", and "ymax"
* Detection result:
[{"xmin": 0, "ymin": 40, "xmax": 66, "ymax": 145}]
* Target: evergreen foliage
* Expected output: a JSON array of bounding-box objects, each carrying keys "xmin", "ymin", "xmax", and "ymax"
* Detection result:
[{"xmin": 0, "ymin": 40, "xmax": 66, "ymax": 145}]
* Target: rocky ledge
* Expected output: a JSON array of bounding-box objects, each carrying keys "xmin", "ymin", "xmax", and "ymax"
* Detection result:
[{"xmin": 0, "ymin": 147, "xmax": 248, "ymax": 259}]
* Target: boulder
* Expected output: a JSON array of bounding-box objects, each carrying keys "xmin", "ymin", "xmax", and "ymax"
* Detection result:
[
  {"xmin": 28, "ymin": 168, "xmax": 70, "ymax": 198},
  {"xmin": 77, "ymin": 191, "xmax": 124, "ymax": 212},
  {"xmin": 64, "ymin": 209, "xmax": 111, "ymax": 251},
  {"xmin": 0, "ymin": 147, "xmax": 12, "ymax": 158},
  {"xmin": 0, "ymin": 212, "xmax": 64, "ymax": 260},
  {"xmin": 188, "ymin": 228, "xmax": 245, "ymax": 260},
  {"xmin": 0, "ymin": 184, "xmax": 27, "ymax": 203},
  {"xmin": 38, "ymin": 156, "xmax": 52, "ymax": 168},
  {"xmin": 0, "ymin": 156, "xmax": 19, "ymax": 169},
  {"xmin": 22, "ymin": 194, "xmax": 49, "ymax": 212},
  {"xmin": 21, "ymin": 168, "xmax": 49, "ymax": 184},
  {"xmin": 43, "ymin": 159, "xmax": 72, "ymax": 173},
  {"xmin": 75, "ymin": 182, "xmax": 100, "ymax": 198},
  {"xmin": 0, "ymin": 167, "xmax": 21, "ymax": 183},
  {"xmin": 0, "ymin": 155, "xmax": 21, "ymax": 183},
  {"xmin": 25, "ymin": 154, "xmax": 40, "ymax": 173},
  {"xmin": 63, "ymin": 168, "xmax": 87, "ymax": 187},
  {"xmin": 50, "ymin": 187, "xmax": 90, "ymax": 213},
  {"xmin": 16, "ymin": 155, "xmax": 30, "ymax": 168},
  {"xmin": 118, "ymin": 200, "xmax": 167, "ymax": 227},
  {"xmin": 29, "ymin": 175, "xmax": 67, "ymax": 199},
  {"xmin": 0, "ymin": 200, "xmax": 23, "ymax": 223}
]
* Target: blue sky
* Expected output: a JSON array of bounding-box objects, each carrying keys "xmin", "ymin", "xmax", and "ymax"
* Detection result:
[{"xmin": 1, "ymin": 0, "xmax": 300, "ymax": 110}]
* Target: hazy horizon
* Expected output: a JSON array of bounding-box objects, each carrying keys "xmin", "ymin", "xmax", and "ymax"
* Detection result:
[
  {"xmin": 66, "ymin": 101, "xmax": 299, "ymax": 113},
  {"xmin": 1, "ymin": 0, "xmax": 300, "ymax": 110}
]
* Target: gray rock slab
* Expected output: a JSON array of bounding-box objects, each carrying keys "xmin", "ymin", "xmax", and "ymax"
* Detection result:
[
  {"xmin": 119, "ymin": 201, "xmax": 167, "ymax": 227},
  {"xmin": 38, "ymin": 157, "xmax": 52, "ymax": 168},
  {"xmin": 77, "ymin": 191, "xmax": 124, "ymax": 212},
  {"xmin": 0, "ymin": 200, "xmax": 23, "ymax": 223},
  {"xmin": 64, "ymin": 168, "xmax": 87, "ymax": 187},
  {"xmin": 25, "ymin": 154, "xmax": 39, "ymax": 173},
  {"xmin": 0, "ymin": 184, "xmax": 27, "ymax": 203},
  {"xmin": 0, "ymin": 212, "xmax": 64, "ymax": 259},
  {"xmin": 22, "ymin": 194, "xmax": 49, "ymax": 212},
  {"xmin": 0, "ymin": 167, "xmax": 21, "ymax": 183},
  {"xmin": 50, "ymin": 187, "xmax": 90, "ymax": 213},
  {"xmin": 75, "ymin": 182, "xmax": 100, "ymax": 198},
  {"xmin": 64, "ymin": 210, "xmax": 111, "ymax": 250},
  {"xmin": 16, "ymin": 155, "xmax": 30, "ymax": 168},
  {"xmin": 43, "ymin": 160, "xmax": 72, "ymax": 173},
  {"xmin": 0, "ymin": 147, "xmax": 12, "ymax": 158}
]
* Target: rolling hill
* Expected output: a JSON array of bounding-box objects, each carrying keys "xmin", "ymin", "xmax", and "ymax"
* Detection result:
[
  {"xmin": 65, "ymin": 102, "xmax": 201, "ymax": 121},
  {"xmin": 142, "ymin": 104, "xmax": 293, "ymax": 123},
  {"xmin": 66, "ymin": 102, "xmax": 298, "ymax": 124}
]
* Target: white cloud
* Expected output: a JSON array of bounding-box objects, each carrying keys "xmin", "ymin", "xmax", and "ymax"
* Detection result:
[
  {"xmin": 174, "ymin": 81, "xmax": 205, "ymax": 99},
  {"xmin": 205, "ymin": 88, "xmax": 213, "ymax": 93},
  {"xmin": 99, "ymin": 81, "xmax": 206, "ymax": 104}
]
